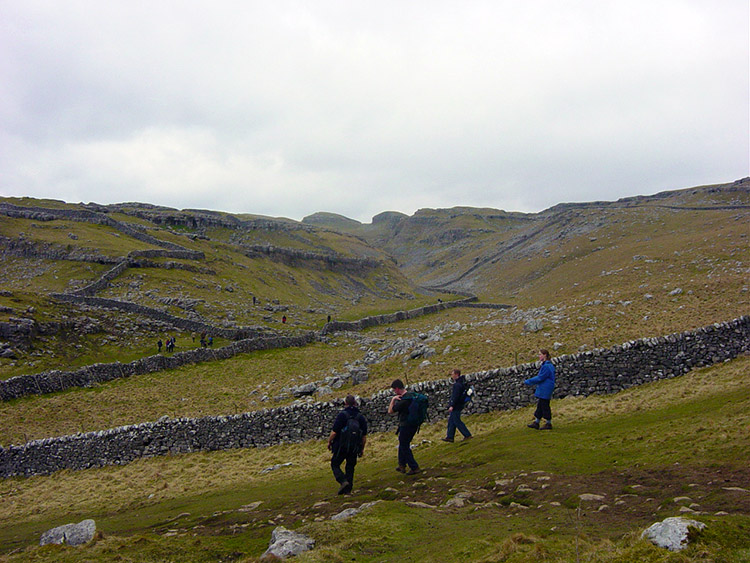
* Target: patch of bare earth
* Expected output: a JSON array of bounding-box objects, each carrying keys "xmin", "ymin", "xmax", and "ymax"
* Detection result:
[{"xmin": 156, "ymin": 465, "xmax": 750, "ymax": 541}]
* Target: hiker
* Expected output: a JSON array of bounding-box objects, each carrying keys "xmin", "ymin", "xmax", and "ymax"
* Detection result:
[
  {"xmin": 328, "ymin": 395, "xmax": 368, "ymax": 495},
  {"xmin": 524, "ymin": 349, "xmax": 556, "ymax": 430},
  {"xmin": 442, "ymin": 368, "xmax": 472, "ymax": 442},
  {"xmin": 388, "ymin": 379, "xmax": 423, "ymax": 475},
  {"xmin": 282, "ymin": 315, "xmax": 286, "ymax": 324}
]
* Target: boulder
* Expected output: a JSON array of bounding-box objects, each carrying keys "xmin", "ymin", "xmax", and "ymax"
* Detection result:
[
  {"xmin": 263, "ymin": 526, "xmax": 315, "ymax": 559},
  {"xmin": 641, "ymin": 517, "xmax": 706, "ymax": 551},
  {"xmin": 524, "ymin": 319, "xmax": 544, "ymax": 332},
  {"xmin": 0, "ymin": 348, "xmax": 16, "ymax": 359},
  {"xmin": 331, "ymin": 501, "xmax": 381, "ymax": 521},
  {"xmin": 40, "ymin": 519, "xmax": 96, "ymax": 547},
  {"xmin": 291, "ymin": 383, "xmax": 317, "ymax": 397},
  {"xmin": 349, "ymin": 367, "xmax": 369, "ymax": 385}
]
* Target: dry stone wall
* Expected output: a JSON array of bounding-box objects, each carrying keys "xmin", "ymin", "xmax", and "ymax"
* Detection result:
[
  {"xmin": 1, "ymin": 315, "xmax": 747, "ymax": 478},
  {"xmin": 0, "ymin": 202, "xmax": 189, "ymax": 252},
  {"xmin": 0, "ymin": 332, "xmax": 315, "ymax": 402},
  {"xmin": 241, "ymin": 244, "xmax": 382, "ymax": 273},
  {"xmin": 320, "ymin": 297, "xmax": 504, "ymax": 334},
  {"xmin": 1, "ymin": 298, "xmax": 498, "ymax": 402},
  {"xmin": 48, "ymin": 293, "xmax": 269, "ymax": 341}
]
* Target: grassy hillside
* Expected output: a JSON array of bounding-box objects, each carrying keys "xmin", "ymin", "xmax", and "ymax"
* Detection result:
[
  {"xmin": 1, "ymin": 180, "xmax": 747, "ymax": 443},
  {"xmin": 0, "ymin": 198, "xmax": 455, "ymax": 381},
  {"xmin": 0, "ymin": 357, "xmax": 748, "ymax": 561},
  {"xmin": 0, "ymin": 180, "xmax": 748, "ymax": 561},
  {"xmin": 309, "ymin": 179, "xmax": 749, "ymax": 306}
]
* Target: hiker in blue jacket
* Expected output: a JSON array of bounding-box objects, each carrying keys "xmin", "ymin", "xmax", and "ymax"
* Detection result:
[{"xmin": 524, "ymin": 349, "xmax": 556, "ymax": 430}]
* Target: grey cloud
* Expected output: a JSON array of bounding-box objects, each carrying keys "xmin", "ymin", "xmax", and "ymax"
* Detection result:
[{"xmin": 0, "ymin": 1, "xmax": 747, "ymax": 222}]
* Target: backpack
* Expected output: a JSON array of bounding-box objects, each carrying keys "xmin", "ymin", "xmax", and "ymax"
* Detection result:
[
  {"xmin": 404, "ymin": 392, "xmax": 429, "ymax": 429},
  {"xmin": 336, "ymin": 411, "xmax": 363, "ymax": 455}
]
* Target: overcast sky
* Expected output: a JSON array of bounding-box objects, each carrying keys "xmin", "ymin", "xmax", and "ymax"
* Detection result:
[{"xmin": 1, "ymin": 1, "xmax": 748, "ymax": 222}]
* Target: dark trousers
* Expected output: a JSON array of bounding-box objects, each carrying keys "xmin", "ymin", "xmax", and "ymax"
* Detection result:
[
  {"xmin": 446, "ymin": 408, "xmax": 471, "ymax": 440},
  {"xmin": 397, "ymin": 424, "xmax": 419, "ymax": 470},
  {"xmin": 534, "ymin": 398, "xmax": 552, "ymax": 421},
  {"xmin": 331, "ymin": 449, "xmax": 358, "ymax": 486}
]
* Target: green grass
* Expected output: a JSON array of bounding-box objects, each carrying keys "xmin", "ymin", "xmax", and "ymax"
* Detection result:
[
  {"xmin": 1, "ymin": 189, "xmax": 748, "ymax": 560},
  {"xmin": 1, "ymin": 357, "xmax": 748, "ymax": 561},
  {"xmin": 0, "ymin": 216, "xmax": 163, "ymax": 255},
  {"xmin": 2, "ymin": 294, "xmax": 747, "ymax": 445},
  {"xmin": 0, "ymin": 338, "xmax": 364, "ymax": 443}
]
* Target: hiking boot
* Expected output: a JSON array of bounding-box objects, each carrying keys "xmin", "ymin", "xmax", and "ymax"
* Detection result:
[
  {"xmin": 395, "ymin": 465, "xmax": 406, "ymax": 473},
  {"xmin": 527, "ymin": 421, "xmax": 540, "ymax": 430},
  {"xmin": 338, "ymin": 481, "xmax": 351, "ymax": 495},
  {"xmin": 463, "ymin": 435, "xmax": 473, "ymax": 441},
  {"xmin": 406, "ymin": 467, "xmax": 421, "ymax": 475},
  {"xmin": 441, "ymin": 437, "xmax": 454, "ymax": 443},
  {"xmin": 540, "ymin": 422, "xmax": 553, "ymax": 430}
]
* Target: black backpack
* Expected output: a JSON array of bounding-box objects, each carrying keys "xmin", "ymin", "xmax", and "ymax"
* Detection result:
[{"xmin": 337, "ymin": 411, "xmax": 363, "ymax": 455}]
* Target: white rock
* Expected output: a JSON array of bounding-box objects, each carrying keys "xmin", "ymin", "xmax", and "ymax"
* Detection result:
[
  {"xmin": 641, "ymin": 517, "xmax": 706, "ymax": 552},
  {"xmin": 40, "ymin": 519, "xmax": 96, "ymax": 547},
  {"xmin": 406, "ymin": 501, "xmax": 438, "ymax": 509},
  {"xmin": 524, "ymin": 319, "xmax": 544, "ymax": 332},
  {"xmin": 263, "ymin": 526, "xmax": 315, "ymax": 559},
  {"xmin": 331, "ymin": 501, "xmax": 381, "ymax": 521},
  {"xmin": 330, "ymin": 507, "xmax": 360, "ymax": 521},
  {"xmin": 238, "ymin": 501, "xmax": 263, "ymax": 512},
  {"xmin": 509, "ymin": 502, "xmax": 529, "ymax": 509}
]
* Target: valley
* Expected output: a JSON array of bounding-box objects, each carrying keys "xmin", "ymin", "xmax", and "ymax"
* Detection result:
[{"xmin": 0, "ymin": 177, "xmax": 748, "ymax": 561}]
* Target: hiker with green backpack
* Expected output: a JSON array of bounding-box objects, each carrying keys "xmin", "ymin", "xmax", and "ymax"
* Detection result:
[
  {"xmin": 328, "ymin": 395, "xmax": 368, "ymax": 495},
  {"xmin": 388, "ymin": 379, "xmax": 428, "ymax": 475}
]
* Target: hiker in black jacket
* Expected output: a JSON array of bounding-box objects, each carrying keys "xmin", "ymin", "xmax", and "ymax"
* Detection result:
[
  {"xmin": 442, "ymin": 369, "xmax": 473, "ymax": 442},
  {"xmin": 328, "ymin": 395, "xmax": 368, "ymax": 495},
  {"xmin": 388, "ymin": 379, "xmax": 421, "ymax": 475}
]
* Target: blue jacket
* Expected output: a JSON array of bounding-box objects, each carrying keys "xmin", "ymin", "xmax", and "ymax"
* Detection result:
[{"xmin": 524, "ymin": 360, "xmax": 555, "ymax": 400}]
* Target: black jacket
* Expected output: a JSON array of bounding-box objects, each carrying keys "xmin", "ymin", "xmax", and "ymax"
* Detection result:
[{"xmin": 449, "ymin": 375, "xmax": 468, "ymax": 410}]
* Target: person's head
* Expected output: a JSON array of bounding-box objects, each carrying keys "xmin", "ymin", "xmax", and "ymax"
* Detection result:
[
  {"xmin": 450, "ymin": 368, "xmax": 461, "ymax": 380},
  {"xmin": 391, "ymin": 379, "xmax": 405, "ymax": 395},
  {"xmin": 539, "ymin": 349, "xmax": 551, "ymax": 361},
  {"xmin": 345, "ymin": 395, "xmax": 357, "ymax": 407}
]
